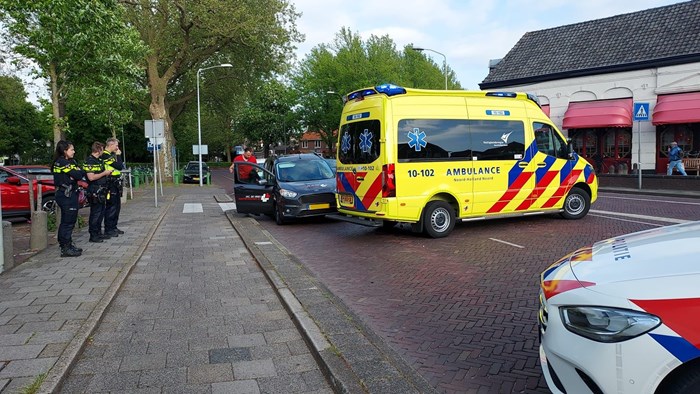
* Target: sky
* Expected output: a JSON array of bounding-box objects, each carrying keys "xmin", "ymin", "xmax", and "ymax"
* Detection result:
[
  {"xmin": 291, "ymin": 0, "xmax": 689, "ymax": 90},
  {"xmin": 5, "ymin": 0, "xmax": 688, "ymax": 104}
]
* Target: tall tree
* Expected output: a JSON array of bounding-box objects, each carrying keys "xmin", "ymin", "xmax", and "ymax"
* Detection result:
[
  {"xmin": 0, "ymin": 0, "xmax": 145, "ymax": 145},
  {"xmin": 292, "ymin": 28, "xmax": 461, "ymax": 156},
  {"xmin": 234, "ymin": 79, "xmax": 300, "ymax": 159},
  {"xmin": 120, "ymin": 0, "xmax": 301, "ymax": 179},
  {"xmin": 0, "ymin": 75, "xmax": 49, "ymax": 161}
]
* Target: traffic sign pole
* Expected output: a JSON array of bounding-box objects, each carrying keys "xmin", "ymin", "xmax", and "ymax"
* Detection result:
[{"xmin": 633, "ymin": 102, "xmax": 650, "ymax": 190}]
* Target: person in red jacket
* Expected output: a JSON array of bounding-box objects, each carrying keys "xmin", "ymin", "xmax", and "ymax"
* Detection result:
[{"xmin": 229, "ymin": 147, "xmax": 258, "ymax": 182}]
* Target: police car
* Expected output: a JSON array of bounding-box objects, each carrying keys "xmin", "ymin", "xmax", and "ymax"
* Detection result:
[{"xmin": 539, "ymin": 221, "xmax": 700, "ymax": 394}]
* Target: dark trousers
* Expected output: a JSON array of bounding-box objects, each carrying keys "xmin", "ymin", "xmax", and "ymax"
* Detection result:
[
  {"xmin": 104, "ymin": 188, "xmax": 121, "ymax": 232},
  {"xmin": 56, "ymin": 192, "xmax": 79, "ymax": 246},
  {"xmin": 88, "ymin": 200, "xmax": 106, "ymax": 236}
]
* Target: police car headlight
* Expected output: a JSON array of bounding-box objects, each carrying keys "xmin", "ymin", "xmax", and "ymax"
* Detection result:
[
  {"xmin": 279, "ymin": 189, "xmax": 297, "ymax": 198},
  {"xmin": 560, "ymin": 306, "xmax": 661, "ymax": 343}
]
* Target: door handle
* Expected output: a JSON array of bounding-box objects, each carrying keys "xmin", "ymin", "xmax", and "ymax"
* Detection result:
[
  {"xmin": 537, "ymin": 162, "xmax": 547, "ymax": 168},
  {"xmin": 356, "ymin": 176, "xmax": 364, "ymax": 181},
  {"xmin": 518, "ymin": 162, "xmax": 529, "ymax": 168}
]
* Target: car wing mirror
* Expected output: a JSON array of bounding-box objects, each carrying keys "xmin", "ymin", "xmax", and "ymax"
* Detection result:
[
  {"xmin": 6, "ymin": 176, "xmax": 23, "ymax": 185},
  {"xmin": 257, "ymin": 179, "xmax": 268, "ymax": 186}
]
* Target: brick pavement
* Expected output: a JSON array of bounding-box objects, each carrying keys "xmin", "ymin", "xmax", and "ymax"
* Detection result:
[
  {"xmin": 60, "ymin": 189, "xmax": 333, "ymax": 393},
  {"xmin": 2, "ymin": 184, "xmax": 436, "ymax": 394}
]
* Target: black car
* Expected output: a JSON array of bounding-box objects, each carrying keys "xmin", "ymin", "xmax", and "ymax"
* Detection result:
[
  {"xmin": 231, "ymin": 153, "xmax": 336, "ymax": 224},
  {"xmin": 182, "ymin": 161, "xmax": 209, "ymax": 184}
]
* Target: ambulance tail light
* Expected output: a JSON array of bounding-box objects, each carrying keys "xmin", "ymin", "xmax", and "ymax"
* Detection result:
[{"xmin": 382, "ymin": 163, "xmax": 396, "ymax": 197}]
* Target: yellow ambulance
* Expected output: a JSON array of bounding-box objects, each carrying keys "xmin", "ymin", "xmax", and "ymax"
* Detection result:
[{"xmin": 333, "ymin": 84, "xmax": 598, "ymax": 238}]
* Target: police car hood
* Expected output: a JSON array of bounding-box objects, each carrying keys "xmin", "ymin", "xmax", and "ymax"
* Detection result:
[{"xmin": 570, "ymin": 221, "xmax": 700, "ymax": 297}]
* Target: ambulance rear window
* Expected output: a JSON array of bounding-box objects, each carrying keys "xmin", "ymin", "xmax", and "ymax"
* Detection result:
[{"xmin": 338, "ymin": 120, "xmax": 381, "ymax": 164}]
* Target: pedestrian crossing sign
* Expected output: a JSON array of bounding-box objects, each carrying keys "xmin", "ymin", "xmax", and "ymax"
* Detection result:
[{"xmin": 633, "ymin": 102, "xmax": 650, "ymax": 121}]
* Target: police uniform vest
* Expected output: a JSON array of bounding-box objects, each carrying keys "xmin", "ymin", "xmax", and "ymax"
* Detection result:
[
  {"xmin": 83, "ymin": 155, "xmax": 109, "ymax": 185},
  {"xmin": 100, "ymin": 150, "xmax": 123, "ymax": 176},
  {"xmin": 52, "ymin": 157, "xmax": 83, "ymax": 193}
]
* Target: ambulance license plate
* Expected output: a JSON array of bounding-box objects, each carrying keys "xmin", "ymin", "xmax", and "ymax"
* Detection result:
[
  {"xmin": 193, "ymin": 177, "xmax": 199, "ymax": 181},
  {"xmin": 309, "ymin": 203, "xmax": 330, "ymax": 210},
  {"xmin": 339, "ymin": 194, "xmax": 353, "ymax": 206}
]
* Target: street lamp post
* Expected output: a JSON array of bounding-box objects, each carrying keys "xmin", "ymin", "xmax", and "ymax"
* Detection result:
[
  {"xmin": 410, "ymin": 47, "xmax": 448, "ymax": 90},
  {"xmin": 197, "ymin": 63, "xmax": 233, "ymax": 186}
]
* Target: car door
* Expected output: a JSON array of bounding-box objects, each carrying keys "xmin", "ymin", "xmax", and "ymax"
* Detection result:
[
  {"xmin": 0, "ymin": 168, "xmax": 29, "ymax": 215},
  {"xmin": 232, "ymin": 162, "xmax": 275, "ymax": 215}
]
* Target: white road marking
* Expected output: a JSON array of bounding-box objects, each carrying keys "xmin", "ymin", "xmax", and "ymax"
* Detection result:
[
  {"xmin": 599, "ymin": 195, "xmax": 700, "ymax": 205},
  {"xmin": 255, "ymin": 241, "xmax": 273, "ymax": 245},
  {"xmin": 489, "ymin": 238, "xmax": 524, "ymax": 248},
  {"xmin": 589, "ymin": 210, "xmax": 691, "ymax": 224},
  {"xmin": 182, "ymin": 203, "xmax": 203, "ymax": 213},
  {"xmin": 588, "ymin": 214, "xmax": 663, "ymax": 227},
  {"xmin": 219, "ymin": 202, "xmax": 237, "ymax": 211}
]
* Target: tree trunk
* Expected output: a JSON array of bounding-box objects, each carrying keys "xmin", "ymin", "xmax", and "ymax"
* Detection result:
[
  {"xmin": 48, "ymin": 63, "xmax": 64, "ymax": 146},
  {"xmin": 147, "ymin": 72, "xmax": 174, "ymax": 181}
]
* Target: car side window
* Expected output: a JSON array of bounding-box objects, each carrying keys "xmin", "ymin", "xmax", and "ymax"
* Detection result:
[{"xmin": 0, "ymin": 169, "xmax": 7, "ymax": 183}]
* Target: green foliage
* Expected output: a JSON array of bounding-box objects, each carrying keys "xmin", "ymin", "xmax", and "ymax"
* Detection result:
[
  {"xmin": 0, "ymin": 0, "xmax": 146, "ymax": 140},
  {"xmin": 232, "ymin": 79, "xmax": 301, "ymax": 158},
  {"xmin": 291, "ymin": 27, "xmax": 462, "ymax": 155},
  {"xmin": 19, "ymin": 373, "xmax": 45, "ymax": 394},
  {"xmin": 122, "ymin": 0, "xmax": 303, "ymax": 172},
  {"xmin": 0, "ymin": 75, "xmax": 50, "ymax": 160}
]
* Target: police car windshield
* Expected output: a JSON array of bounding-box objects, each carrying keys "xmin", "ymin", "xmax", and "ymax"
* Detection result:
[{"xmin": 276, "ymin": 160, "xmax": 334, "ymax": 182}]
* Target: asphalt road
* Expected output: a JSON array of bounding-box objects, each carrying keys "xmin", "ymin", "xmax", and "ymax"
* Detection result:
[{"xmin": 206, "ymin": 168, "xmax": 700, "ymax": 392}]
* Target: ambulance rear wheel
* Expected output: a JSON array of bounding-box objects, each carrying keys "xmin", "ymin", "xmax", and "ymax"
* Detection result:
[
  {"xmin": 422, "ymin": 201, "xmax": 455, "ymax": 238},
  {"xmin": 561, "ymin": 187, "xmax": 590, "ymax": 220}
]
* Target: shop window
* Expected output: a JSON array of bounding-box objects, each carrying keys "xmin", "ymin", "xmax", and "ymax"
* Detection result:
[
  {"xmin": 603, "ymin": 129, "xmax": 631, "ymax": 159},
  {"xmin": 659, "ymin": 126, "xmax": 693, "ymax": 157}
]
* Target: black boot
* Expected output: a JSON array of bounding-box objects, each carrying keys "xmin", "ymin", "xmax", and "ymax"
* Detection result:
[
  {"xmin": 70, "ymin": 242, "xmax": 83, "ymax": 253},
  {"xmin": 60, "ymin": 244, "xmax": 81, "ymax": 257},
  {"xmin": 89, "ymin": 235, "xmax": 104, "ymax": 243}
]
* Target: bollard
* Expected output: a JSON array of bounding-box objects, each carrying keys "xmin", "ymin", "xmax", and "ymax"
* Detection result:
[
  {"xmin": 2, "ymin": 221, "xmax": 13, "ymax": 272},
  {"xmin": 30, "ymin": 211, "xmax": 48, "ymax": 251},
  {"xmin": 174, "ymin": 170, "xmax": 180, "ymax": 185}
]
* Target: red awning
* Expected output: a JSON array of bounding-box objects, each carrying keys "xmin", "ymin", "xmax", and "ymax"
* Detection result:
[
  {"xmin": 652, "ymin": 92, "xmax": 700, "ymax": 125},
  {"xmin": 541, "ymin": 104, "xmax": 550, "ymax": 117},
  {"xmin": 562, "ymin": 98, "xmax": 632, "ymax": 129}
]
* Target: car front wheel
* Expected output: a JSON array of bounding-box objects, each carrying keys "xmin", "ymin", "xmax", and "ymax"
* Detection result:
[
  {"xmin": 274, "ymin": 202, "xmax": 285, "ymax": 225},
  {"xmin": 560, "ymin": 187, "xmax": 590, "ymax": 219}
]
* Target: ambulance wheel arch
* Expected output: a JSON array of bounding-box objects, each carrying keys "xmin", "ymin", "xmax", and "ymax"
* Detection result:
[
  {"xmin": 420, "ymin": 194, "xmax": 459, "ymax": 238},
  {"xmin": 560, "ymin": 185, "xmax": 592, "ymax": 220}
]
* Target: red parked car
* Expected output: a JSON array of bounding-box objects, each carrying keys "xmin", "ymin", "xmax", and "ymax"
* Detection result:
[{"xmin": 1, "ymin": 165, "xmax": 58, "ymax": 219}]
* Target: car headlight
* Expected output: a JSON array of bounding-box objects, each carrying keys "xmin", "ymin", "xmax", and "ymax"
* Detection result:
[
  {"xmin": 279, "ymin": 188, "xmax": 297, "ymax": 198},
  {"xmin": 559, "ymin": 306, "xmax": 661, "ymax": 343}
]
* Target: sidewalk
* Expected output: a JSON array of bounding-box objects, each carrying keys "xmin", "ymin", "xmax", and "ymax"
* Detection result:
[{"xmin": 0, "ymin": 185, "xmax": 432, "ymax": 394}]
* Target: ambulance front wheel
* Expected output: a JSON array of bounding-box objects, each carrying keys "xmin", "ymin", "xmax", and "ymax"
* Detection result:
[
  {"xmin": 422, "ymin": 201, "xmax": 455, "ymax": 238},
  {"xmin": 561, "ymin": 187, "xmax": 591, "ymax": 220}
]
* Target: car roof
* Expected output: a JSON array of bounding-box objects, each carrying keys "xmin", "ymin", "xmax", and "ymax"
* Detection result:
[
  {"xmin": 7, "ymin": 165, "xmax": 51, "ymax": 172},
  {"xmin": 269, "ymin": 153, "xmax": 326, "ymax": 163}
]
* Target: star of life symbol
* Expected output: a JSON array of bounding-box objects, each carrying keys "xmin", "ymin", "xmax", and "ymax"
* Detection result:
[
  {"xmin": 359, "ymin": 129, "xmax": 373, "ymax": 153},
  {"xmin": 501, "ymin": 131, "xmax": 514, "ymax": 144},
  {"xmin": 341, "ymin": 132, "xmax": 351, "ymax": 153},
  {"xmin": 261, "ymin": 193, "xmax": 269, "ymax": 203},
  {"xmin": 408, "ymin": 128, "xmax": 427, "ymax": 152}
]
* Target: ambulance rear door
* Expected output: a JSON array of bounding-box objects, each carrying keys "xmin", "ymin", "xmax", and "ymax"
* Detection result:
[{"xmin": 336, "ymin": 112, "xmax": 383, "ymax": 213}]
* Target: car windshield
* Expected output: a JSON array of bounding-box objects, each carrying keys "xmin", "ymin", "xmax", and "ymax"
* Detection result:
[
  {"xmin": 185, "ymin": 163, "xmax": 207, "ymax": 171},
  {"xmin": 276, "ymin": 160, "xmax": 334, "ymax": 182}
]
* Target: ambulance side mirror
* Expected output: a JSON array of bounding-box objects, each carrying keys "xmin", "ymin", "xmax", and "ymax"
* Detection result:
[{"xmin": 566, "ymin": 138, "xmax": 576, "ymax": 160}]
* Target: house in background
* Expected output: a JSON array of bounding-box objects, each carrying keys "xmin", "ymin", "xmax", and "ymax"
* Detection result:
[
  {"xmin": 298, "ymin": 130, "xmax": 335, "ymax": 157},
  {"xmin": 480, "ymin": 0, "xmax": 700, "ymax": 174}
]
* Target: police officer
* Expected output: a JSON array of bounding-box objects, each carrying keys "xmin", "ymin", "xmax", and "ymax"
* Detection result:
[
  {"xmin": 101, "ymin": 137, "xmax": 125, "ymax": 237},
  {"xmin": 83, "ymin": 142, "xmax": 112, "ymax": 242},
  {"xmin": 52, "ymin": 140, "xmax": 87, "ymax": 257}
]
